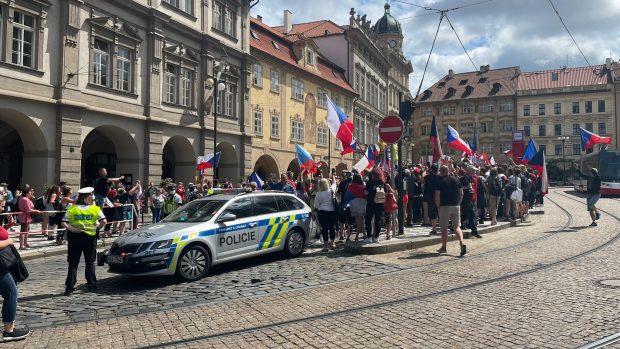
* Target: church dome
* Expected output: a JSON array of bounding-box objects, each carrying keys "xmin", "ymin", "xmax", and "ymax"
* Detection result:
[{"xmin": 374, "ymin": 3, "xmax": 402, "ymax": 35}]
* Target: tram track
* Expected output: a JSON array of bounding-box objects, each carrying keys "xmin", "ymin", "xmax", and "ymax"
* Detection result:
[{"xmin": 136, "ymin": 192, "xmax": 620, "ymax": 349}]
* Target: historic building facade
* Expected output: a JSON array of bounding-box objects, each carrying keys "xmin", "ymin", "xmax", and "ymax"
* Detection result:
[
  {"xmin": 249, "ymin": 16, "xmax": 356, "ymax": 181},
  {"xmin": 516, "ymin": 64, "xmax": 615, "ymax": 161},
  {"xmin": 0, "ymin": 0, "xmax": 253, "ymax": 191},
  {"xmin": 412, "ymin": 66, "xmax": 519, "ymax": 162}
]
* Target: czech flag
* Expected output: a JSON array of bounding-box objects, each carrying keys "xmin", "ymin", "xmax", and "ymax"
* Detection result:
[
  {"xmin": 580, "ymin": 127, "xmax": 612, "ymax": 151},
  {"xmin": 503, "ymin": 149, "xmax": 512, "ymax": 156},
  {"xmin": 381, "ymin": 147, "xmax": 392, "ymax": 173},
  {"xmin": 353, "ymin": 144, "xmax": 379, "ymax": 172},
  {"xmin": 529, "ymin": 149, "xmax": 548, "ymax": 195},
  {"xmin": 429, "ymin": 116, "xmax": 443, "ymax": 163},
  {"xmin": 326, "ymin": 96, "xmax": 355, "ymax": 155},
  {"xmin": 249, "ymin": 172, "xmax": 264, "ymax": 190},
  {"xmin": 295, "ymin": 144, "xmax": 318, "ymax": 174},
  {"xmin": 447, "ymin": 125, "xmax": 472, "ymax": 155},
  {"xmin": 196, "ymin": 152, "xmax": 221, "ymax": 170},
  {"xmin": 521, "ymin": 138, "xmax": 537, "ymax": 164}
]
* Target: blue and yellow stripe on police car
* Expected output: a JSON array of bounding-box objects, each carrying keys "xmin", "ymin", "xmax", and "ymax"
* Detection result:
[{"xmin": 258, "ymin": 214, "xmax": 296, "ymax": 250}]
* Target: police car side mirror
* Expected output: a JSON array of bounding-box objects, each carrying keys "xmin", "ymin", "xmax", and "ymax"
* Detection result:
[{"xmin": 216, "ymin": 213, "xmax": 237, "ymax": 223}]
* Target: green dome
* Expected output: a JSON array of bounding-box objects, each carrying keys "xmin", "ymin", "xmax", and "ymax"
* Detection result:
[{"xmin": 374, "ymin": 3, "xmax": 402, "ymax": 35}]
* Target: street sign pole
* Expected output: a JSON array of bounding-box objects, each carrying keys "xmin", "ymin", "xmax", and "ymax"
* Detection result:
[{"xmin": 379, "ymin": 110, "xmax": 407, "ymax": 236}]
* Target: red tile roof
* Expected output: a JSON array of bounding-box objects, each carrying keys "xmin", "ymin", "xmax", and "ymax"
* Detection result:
[
  {"xmin": 416, "ymin": 67, "xmax": 519, "ymax": 103},
  {"xmin": 250, "ymin": 18, "xmax": 355, "ymax": 94},
  {"xmin": 517, "ymin": 65, "xmax": 611, "ymax": 91},
  {"xmin": 272, "ymin": 20, "xmax": 345, "ymax": 38}
]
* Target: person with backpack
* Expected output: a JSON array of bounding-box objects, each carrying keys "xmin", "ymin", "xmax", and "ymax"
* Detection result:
[
  {"xmin": 487, "ymin": 168, "xmax": 503, "ymax": 225},
  {"xmin": 364, "ymin": 168, "xmax": 386, "ymax": 243}
]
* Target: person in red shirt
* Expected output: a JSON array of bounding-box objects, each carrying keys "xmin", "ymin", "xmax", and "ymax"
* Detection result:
[
  {"xmin": 176, "ymin": 183, "xmax": 186, "ymax": 203},
  {"xmin": 17, "ymin": 185, "xmax": 39, "ymax": 250}
]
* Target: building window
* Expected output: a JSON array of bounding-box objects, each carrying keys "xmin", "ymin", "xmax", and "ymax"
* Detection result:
[
  {"xmin": 462, "ymin": 104, "xmax": 474, "ymax": 113},
  {"xmin": 216, "ymin": 83, "xmax": 236, "ymax": 116},
  {"xmin": 539, "ymin": 125, "xmax": 546, "ymax": 137},
  {"xmin": 423, "ymin": 109, "xmax": 433, "ymax": 117},
  {"xmin": 499, "ymin": 142, "xmax": 511, "ymax": 153},
  {"xmin": 523, "ymin": 125, "xmax": 530, "ymax": 137},
  {"xmin": 599, "ymin": 122, "xmax": 606, "ymax": 135},
  {"xmin": 480, "ymin": 122, "xmax": 493, "ymax": 133},
  {"xmin": 585, "ymin": 100, "xmax": 592, "ymax": 113},
  {"xmin": 292, "ymin": 78, "xmax": 304, "ymax": 100},
  {"xmin": 480, "ymin": 103, "xmax": 494, "ymax": 113},
  {"xmin": 252, "ymin": 63, "xmax": 262, "ymax": 86},
  {"xmin": 554, "ymin": 102, "xmax": 561, "ymax": 115},
  {"xmin": 163, "ymin": 0, "xmax": 193, "ymax": 14},
  {"xmin": 572, "ymin": 123, "xmax": 580, "ymax": 135},
  {"xmin": 555, "ymin": 144, "xmax": 562, "ymax": 156},
  {"xmin": 538, "ymin": 103, "xmax": 545, "ymax": 116},
  {"xmin": 92, "ymin": 39, "xmax": 109, "ymax": 86},
  {"xmin": 500, "ymin": 121, "xmax": 513, "ymax": 132},
  {"xmin": 572, "ymin": 143, "xmax": 581, "ymax": 155},
  {"xmin": 572, "ymin": 102, "xmax": 579, "ymax": 113},
  {"xmin": 554, "ymin": 124, "xmax": 561, "ymax": 136},
  {"xmin": 180, "ymin": 68, "xmax": 192, "ymax": 107},
  {"xmin": 421, "ymin": 125, "xmax": 430, "ymax": 136},
  {"xmin": 270, "ymin": 69, "xmax": 280, "ymax": 92},
  {"xmin": 585, "ymin": 122, "xmax": 593, "ymax": 132},
  {"xmin": 539, "ymin": 144, "xmax": 546, "ymax": 154},
  {"xmin": 443, "ymin": 106, "xmax": 456, "ymax": 115},
  {"xmin": 116, "ymin": 47, "xmax": 131, "ymax": 92},
  {"xmin": 164, "ymin": 64, "xmax": 177, "ymax": 104},
  {"xmin": 306, "ymin": 50, "xmax": 314, "ymax": 65},
  {"xmin": 270, "ymin": 114, "xmax": 279, "ymax": 138},
  {"xmin": 213, "ymin": 1, "xmax": 236, "ymax": 37},
  {"xmin": 598, "ymin": 100, "xmax": 605, "ymax": 112},
  {"xmin": 253, "ymin": 111, "xmax": 262, "ymax": 135},
  {"xmin": 500, "ymin": 102, "xmax": 513, "ymax": 112},
  {"xmin": 317, "ymin": 88, "xmax": 328, "ymax": 108},
  {"xmin": 460, "ymin": 122, "xmax": 474, "ymax": 134},
  {"xmin": 292, "ymin": 120, "xmax": 304, "ymax": 142},
  {"xmin": 317, "ymin": 127, "xmax": 328, "ymax": 145},
  {"xmin": 481, "ymin": 143, "xmax": 493, "ymax": 154},
  {"xmin": 523, "ymin": 104, "xmax": 530, "ymax": 116},
  {"xmin": 12, "ymin": 11, "xmax": 35, "ymax": 68}
]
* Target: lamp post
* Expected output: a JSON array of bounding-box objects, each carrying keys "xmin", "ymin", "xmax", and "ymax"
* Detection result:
[
  {"xmin": 557, "ymin": 135, "xmax": 570, "ymax": 186},
  {"xmin": 205, "ymin": 61, "xmax": 228, "ymax": 180}
]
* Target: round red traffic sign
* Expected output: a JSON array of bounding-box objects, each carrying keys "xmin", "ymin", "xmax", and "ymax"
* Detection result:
[{"xmin": 379, "ymin": 115, "xmax": 405, "ymax": 144}]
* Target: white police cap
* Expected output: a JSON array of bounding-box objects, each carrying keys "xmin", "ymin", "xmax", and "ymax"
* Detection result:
[{"xmin": 78, "ymin": 187, "xmax": 95, "ymax": 194}]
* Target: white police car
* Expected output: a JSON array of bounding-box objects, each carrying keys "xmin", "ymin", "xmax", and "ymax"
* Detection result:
[{"xmin": 103, "ymin": 190, "xmax": 311, "ymax": 281}]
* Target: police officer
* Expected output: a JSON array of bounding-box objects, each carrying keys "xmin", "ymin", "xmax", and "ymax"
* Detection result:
[{"xmin": 61, "ymin": 187, "xmax": 107, "ymax": 295}]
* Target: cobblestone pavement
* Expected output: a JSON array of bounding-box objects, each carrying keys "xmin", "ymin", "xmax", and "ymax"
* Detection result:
[{"xmin": 6, "ymin": 189, "xmax": 620, "ymax": 348}]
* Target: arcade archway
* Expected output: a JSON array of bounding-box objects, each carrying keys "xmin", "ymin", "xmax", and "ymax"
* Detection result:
[
  {"xmin": 162, "ymin": 136, "xmax": 196, "ymax": 184},
  {"xmin": 253, "ymin": 154, "xmax": 279, "ymax": 183},
  {"xmin": 81, "ymin": 126, "xmax": 140, "ymax": 188},
  {"xmin": 287, "ymin": 159, "xmax": 300, "ymax": 179},
  {"xmin": 335, "ymin": 162, "xmax": 348, "ymax": 175},
  {"xmin": 215, "ymin": 142, "xmax": 239, "ymax": 184}
]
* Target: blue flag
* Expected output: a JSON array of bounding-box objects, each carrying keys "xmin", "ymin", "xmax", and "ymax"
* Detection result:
[
  {"xmin": 522, "ymin": 138, "xmax": 537, "ymax": 164},
  {"xmin": 249, "ymin": 172, "xmax": 264, "ymax": 190}
]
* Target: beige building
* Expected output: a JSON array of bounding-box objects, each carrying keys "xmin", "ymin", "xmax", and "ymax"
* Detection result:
[
  {"xmin": 248, "ymin": 17, "xmax": 356, "ymax": 180},
  {"xmin": 0, "ymin": 0, "xmax": 253, "ymax": 191},
  {"xmin": 412, "ymin": 66, "xmax": 519, "ymax": 162},
  {"xmin": 516, "ymin": 64, "xmax": 615, "ymax": 161}
]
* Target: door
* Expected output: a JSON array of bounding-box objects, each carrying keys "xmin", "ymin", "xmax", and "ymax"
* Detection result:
[
  {"xmin": 215, "ymin": 197, "xmax": 258, "ymax": 260},
  {"xmin": 254, "ymin": 195, "xmax": 289, "ymax": 251}
]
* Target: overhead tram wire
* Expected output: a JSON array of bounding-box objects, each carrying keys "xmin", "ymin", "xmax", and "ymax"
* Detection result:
[
  {"xmin": 444, "ymin": 14, "xmax": 478, "ymax": 72},
  {"xmin": 547, "ymin": 0, "xmax": 591, "ymax": 67},
  {"xmin": 413, "ymin": 12, "xmax": 444, "ymax": 98}
]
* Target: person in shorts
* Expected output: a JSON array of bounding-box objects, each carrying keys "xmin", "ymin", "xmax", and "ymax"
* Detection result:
[
  {"xmin": 435, "ymin": 165, "xmax": 466, "ymax": 257},
  {"xmin": 423, "ymin": 164, "xmax": 440, "ymax": 234},
  {"xmin": 578, "ymin": 165, "xmax": 601, "ymax": 227}
]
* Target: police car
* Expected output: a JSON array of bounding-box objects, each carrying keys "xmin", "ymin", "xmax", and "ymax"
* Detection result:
[{"xmin": 103, "ymin": 189, "xmax": 311, "ymax": 281}]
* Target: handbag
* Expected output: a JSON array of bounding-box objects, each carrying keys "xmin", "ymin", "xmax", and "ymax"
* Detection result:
[
  {"xmin": 0, "ymin": 246, "xmax": 28, "ymax": 282},
  {"xmin": 510, "ymin": 188, "xmax": 523, "ymax": 202},
  {"xmin": 0, "ymin": 245, "xmax": 18, "ymax": 271},
  {"xmin": 384, "ymin": 192, "xmax": 398, "ymax": 212}
]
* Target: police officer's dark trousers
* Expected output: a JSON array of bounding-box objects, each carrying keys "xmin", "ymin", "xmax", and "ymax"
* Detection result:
[{"xmin": 65, "ymin": 232, "xmax": 97, "ymax": 289}]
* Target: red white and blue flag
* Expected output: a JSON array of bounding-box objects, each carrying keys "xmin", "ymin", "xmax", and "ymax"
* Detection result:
[
  {"xmin": 521, "ymin": 138, "xmax": 537, "ymax": 164},
  {"xmin": 529, "ymin": 149, "xmax": 548, "ymax": 195},
  {"xmin": 326, "ymin": 96, "xmax": 356, "ymax": 155},
  {"xmin": 503, "ymin": 149, "xmax": 512, "ymax": 156},
  {"xmin": 447, "ymin": 125, "xmax": 472, "ymax": 155},
  {"xmin": 481, "ymin": 152, "xmax": 491, "ymax": 166},
  {"xmin": 295, "ymin": 144, "xmax": 318, "ymax": 174},
  {"xmin": 429, "ymin": 116, "xmax": 443, "ymax": 163},
  {"xmin": 196, "ymin": 152, "xmax": 221, "ymax": 170},
  {"xmin": 580, "ymin": 127, "xmax": 612, "ymax": 151},
  {"xmin": 353, "ymin": 144, "xmax": 379, "ymax": 172},
  {"xmin": 381, "ymin": 147, "xmax": 392, "ymax": 173}
]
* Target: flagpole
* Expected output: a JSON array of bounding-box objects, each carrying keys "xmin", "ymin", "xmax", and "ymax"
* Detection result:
[{"xmin": 328, "ymin": 132, "xmax": 331, "ymax": 175}]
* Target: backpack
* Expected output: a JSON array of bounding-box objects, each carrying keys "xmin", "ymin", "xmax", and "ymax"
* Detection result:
[
  {"xmin": 489, "ymin": 176, "xmax": 502, "ymax": 196},
  {"xmin": 35, "ymin": 196, "xmax": 46, "ymax": 211},
  {"xmin": 374, "ymin": 186, "xmax": 386, "ymax": 204}
]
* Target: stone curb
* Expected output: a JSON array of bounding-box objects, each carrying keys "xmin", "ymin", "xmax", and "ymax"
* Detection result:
[
  {"xmin": 20, "ymin": 239, "xmax": 115, "ymax": 261},
  {"xmin": 343, "ymin": 219, "xmax": 525, "ymax": 255}
]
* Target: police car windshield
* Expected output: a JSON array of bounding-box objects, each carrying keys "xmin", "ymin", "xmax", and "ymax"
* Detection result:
[{"xmin": 162, "ymin": 200, "xmax": 225, "ymax": 223}]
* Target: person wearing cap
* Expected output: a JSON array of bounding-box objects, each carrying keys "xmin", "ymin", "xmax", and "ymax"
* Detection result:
[{"xmin": 61, "ymin": 187, "xmax": 106, "ymax": 295}]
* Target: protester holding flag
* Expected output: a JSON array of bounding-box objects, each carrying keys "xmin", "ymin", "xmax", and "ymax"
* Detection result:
[
  {"xmin": 580, "ymin": 127, "xmax": 612, "ymax": 151},
  {"xmin": 577, "ymin": 163, "xmax": 601, "ymax": 227},
  {"xmin": 446, "ymin": 125, "xmax": 472, "ymax": 155}
]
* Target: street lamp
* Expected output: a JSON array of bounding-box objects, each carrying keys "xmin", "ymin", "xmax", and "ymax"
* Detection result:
[
  {"xmin": 557, "ymin": 135, "xmax": 570, "ymax": 186},
  {"xmin": 205, "ymin": 61, "xmax": 228, "ymax": 180}
]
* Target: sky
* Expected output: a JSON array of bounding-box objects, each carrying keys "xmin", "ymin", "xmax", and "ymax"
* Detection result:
[{"xmin": 250, "ymin": 0, "xmax": 620, "ymax": 93}]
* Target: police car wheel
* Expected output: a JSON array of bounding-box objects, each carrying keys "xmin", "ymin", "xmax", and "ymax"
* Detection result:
[
  {"xmin": 176, "ymin": 245, "xmax": 210, "ymax": 282},
  {"xmin": 284, "ymin": 229, "xmax": 305, "ymax": 258}
]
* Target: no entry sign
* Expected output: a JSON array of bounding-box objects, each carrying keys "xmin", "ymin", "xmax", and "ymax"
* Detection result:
[{"xmin": 379, "ymin": 116, "xmax": 405, "ymax": 144}]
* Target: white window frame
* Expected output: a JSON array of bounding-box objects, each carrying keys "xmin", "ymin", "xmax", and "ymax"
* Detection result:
[
  {"xmin": 270, "ymin": 69, "xmax": 279, "ymax": 92},
  {"xmin": 181, "ymin": 68, "xmax": 192, "ymax": 107},
  {"xmin": 317, "ymin": 127, "xmax": 328, "ymax": 146},
  {"xmin": 12, "ymin": 11, "xmax": 35, "ymax": 68},
  {"xmin": 164, "ymin": 64, "xmax": 178, "ymax": 104},
  {"xmin": 213, "ymin": 2, "xmax": 222, "ymax": 30},
  {"xmin": 443, "ymin": 106, "xmax": 455, "ymax": 115},
  {"xmin": 270, "ymin": 113, "xmax": 279, "ymax": 138},
  {"xmin": 480, "ymin": 103, "xmax": 494, "ymax": 113},
  {"xmin": 462, "ymin": 104, "xmax": 474, "ymax": 113},
  {"xmin": 306, "ymin": 49, "xmax": 314, "ymax": 65},
  {"xmin": 317, "ymin": 88, "xmax": 327, "ymax": 108},
  {"xmin": 253, "ymin": 111, "xmax": 263, "ymax": 135},
  {"xmin": 253, "ymin": 63, "xmax": 263, "ymax": 86},
  {"xmin": 224, "ymin": 7, "xmax": 235, "ymax": 36},
  {"xmin": 292, "ymin": 120, "xmax": 304, "ymax": 142},
  {"xmin": 116, "ymin": 46, "xmax": 131, "ymax": 92},
  {"xmin": 500, "ymin": 102, "xmax": 513, "ymax": 112},
  {"xmin": 481, "ymin": 121, "xmax": 493, "ymax": 133},
  {"xmin": 292, "ymin": 78, "xmax": 304, "ymax": 101},
  {"xmin": 92, "ymin": 39, "xmax": 109, "ymax": 86}
]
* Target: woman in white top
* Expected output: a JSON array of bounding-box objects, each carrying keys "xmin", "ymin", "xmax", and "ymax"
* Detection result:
[{"xmin": 313, "ymin": 178, "xmax": 337, "ymax": 251}]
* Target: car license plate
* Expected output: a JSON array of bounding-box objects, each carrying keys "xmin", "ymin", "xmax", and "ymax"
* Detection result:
[{"xmin": 107, "ymin": 255, "xmax": 124, "ymax": 264}]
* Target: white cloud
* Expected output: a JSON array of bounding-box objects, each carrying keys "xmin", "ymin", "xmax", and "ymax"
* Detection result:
[{"xmin": 251, "ymin": 0, "xmax": 620, "ymax": 92}]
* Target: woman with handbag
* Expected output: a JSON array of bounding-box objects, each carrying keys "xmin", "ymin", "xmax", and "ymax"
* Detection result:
[
  {"xmin": 383, "ymin": 174, "xmax": 398, "ymax": 240},
  {"xmin": 0, "ymin": 226, "xmax": 31, "ymax": 342}
]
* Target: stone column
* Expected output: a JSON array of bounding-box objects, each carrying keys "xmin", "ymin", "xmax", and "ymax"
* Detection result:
[
  {"xmin": 145, "ymin": 120, "xmax": 164, "ymax": 185},
  {"xmin": 55, "ymin": 106, "xmax": 83, "ymax": 189}
]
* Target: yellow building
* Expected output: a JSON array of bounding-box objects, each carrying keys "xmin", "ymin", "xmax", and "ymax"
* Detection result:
[{"xmin": 249, "ymin": 17, "xmax": 357, "ymax": 181}]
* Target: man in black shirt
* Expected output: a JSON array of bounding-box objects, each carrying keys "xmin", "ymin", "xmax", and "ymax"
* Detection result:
[
  {"xmin": 337, "ymin": 171, "xmax": 352, "ymax": 240},
  {"xmin": 94, "ymin": 168, "xmax": 124, "ymax": 207},
  {"xmin": 435, "ymin": 165, "xmax": 466, "ymax": 257},
  {"xmin": 423, "ymin": 165, "xmax": 440, "ymax": 234},
  {"xmin": 578, "ymin": 164, "xmax": 602, "ymax": 226}
]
